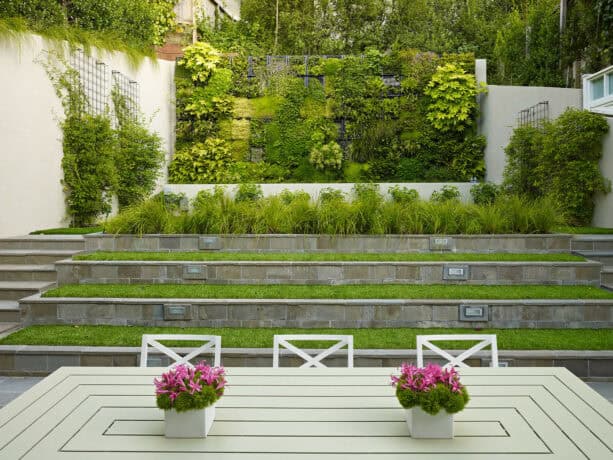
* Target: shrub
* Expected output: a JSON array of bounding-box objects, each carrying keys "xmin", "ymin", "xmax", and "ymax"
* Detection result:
[
  {"xmin": 309, "ymin": 141, "xmax": 343, "ymax": 171},
  {"xmin": 389, "ymin": 186, "xmax": 419, "ymax": 203},
  {"xmin": 179, "ymin": 42, "xmax": 222, "ymax": 83},
  {"xmin": 424, "ymin": 63, "xmax": 485, "ymax": 133},
  {"xmin": 538, "ymin": 109, "xmax": 610, "ymax": 225},
  {"xmin": 431, "ymin": 185, "xmax": 461, "ymax": 203},
  {"xmin": 168, "ymin": 138, "xmax": 238, "ymax": 184},
  {"xmin": 502, "ymin": 126, "xmax": 544, "ymax": 198},
  {"xmin": 470, "ymin": 182, "xmax": 500, "ymax": 205},
  {"xmin": 235, "ymin": 183, "xmax": 263, "ymax": 202}
]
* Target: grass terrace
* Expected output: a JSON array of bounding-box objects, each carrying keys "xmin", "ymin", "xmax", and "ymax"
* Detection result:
[
  {"xmin": 75, "ymin": 252, "xmax": 585, "ymax": 262},
  {"xmin": 1, "ymin": 325, "xmax": 611, "ymax": 350},
  {"xmin": 43, "ymin": 284, "xmax": 613, "ymax": 300}
]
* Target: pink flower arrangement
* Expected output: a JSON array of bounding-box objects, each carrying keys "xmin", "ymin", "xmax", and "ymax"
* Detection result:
[
  {"xmin": 155, "ymin": 362, "xmax": 227, "ymax": 412},
  {"xmin": 391, "ymin": 363, "xmax": 463, "ymax": 393},
  {"xmin": 391, "ymin": 363, "xmax": 469, "ymax": 415}
]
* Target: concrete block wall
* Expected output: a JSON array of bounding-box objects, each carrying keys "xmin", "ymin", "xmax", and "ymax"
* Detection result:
[
  {"xmin": 83, "ymin": 234, "xmax": 573, "ymax": 253},
  {"xmin": 20, "ymin": 296, "xmax": 613, "ymax": 329},
  {"xmin": 54, "ymin": 259, "xmax": 602, "ymax": 286}
]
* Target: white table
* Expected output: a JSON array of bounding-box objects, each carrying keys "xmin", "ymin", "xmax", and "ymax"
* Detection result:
[{"xmin": 0, "ymin": 367, "xmax": 611, "ymax": 459}]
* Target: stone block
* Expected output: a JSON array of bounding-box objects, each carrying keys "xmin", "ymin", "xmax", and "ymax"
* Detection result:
[
  {"xmin": 371, "ymin": 266, "xmax": 396, "ymax": 282},
  {"xmin": 240, "ymin": 265, "xmax": 267, "ymax": 280},
  {"xmin": 265, "ymin": 266, "xmax": 292, "ymax": 280},
  {"xmin": 342, "ymin": 265, "xmax": 370, "ymax": 280},
  {"xmin": 114, "ymin": 354, "xmax": 138, "ymax": 367},
  {"xmin": 199, "ymin": 305, "xmax": 228, "ymax": 320},
  {"xmin": 215, "ymin": 266, "xmax": 242, "ymax": 280},
  {"xmin": 198, "ymin": 236, "xmax": 221, "ymax": 250},
  {"xmin": 419, "ymin": 266, "xmax": 442, "ymax": 283},
  {"xmin": 29, "ymin": 303, "xmax": 59, "ymax": 321},
  {"xmin": 14, "ymin": 355, "xmax": 48, "ymax": 371},
  {"xmin": 550, "ymin": 266, "xmax": 574, "ymax": 282},
  {"xmin": 588, "ymin": 359, "xmax": 613, "ymax": 377},
  {"xmin": 288, "ymin": 305, "xmax": 345, "ymax": 321},
  {"xmin": 117, "ymin": 265, "xmax": 141, "ymax": 280},
  {"xmin": 443, "ymin": 264, "xmax": 469, "ymax": 281},
  {"xmin": 548, "ymin": 236, "xmax": 571, "ymax": 251},
  {"xmin": 395, "ymin": 266, "xmax": 419, "ymax": 281},
  {"xmin": 115, "ymin": 304, "xmax": 144, "ymax": 321},
  {"xmin": 90, "ymin": 264, "xmax": 119, "ymax": 280},
  {"xmin": 574, "ymin": 266, "xmax": 600, "ymax": 282},
  {"xmin": 183, "ymin": 264, "xmax": 208, "ymax": 280},
  {"xmin": 554, "ymin": 359, "xmax": 588, "ymax": 377},
  {"xmin": 497, "ymin": 266, "xmax": 523, "ymax": 282},
  {"xmin": 429, "ymin": 236, "xmax": 454, "ymax": 251},
  {"xmin": 160, "ymin": 237, "xmax": 181, "ymax": 250},
  {"xmin": 520, "ymin": 306, "xmax": 552, "ymax": 321},
  {"xmin": 344, "ymin": 306, "xmax": 375, "ymax": 321},
  {"xmin": 131, "ymin": 237, "xmax": 160, "ymax": 251},
  {"xmin": 512, "ymin": 358, "xmax": 553, "ymax": 367},
  {"xmin": 81, "ymin": 355, "xmax": 114, "ymax": 366},
  {"xmin": 179, "ymin": 237, "xmax": 199, "ymax": 250},
  {"xmin": 524, "ymin": 238, "xmax": 545, "ymax": 250},
  {"xmin": 269, "ymin": 237, "xmax": 300, "ymax": 251},
  {"xmin": 432, "ymin": 306, "xmax": 458, "ymax": 321},
  {"xmin": 228, "ymin": 305, "xmax": 287, "ymax": 321},
  {"xmin": 522, "ymin": 266, "xmax": 550, "ymax": 282},
  {"xmin": 470, "ymin": 266, "xmax": 496, "ymax": 281},
  {"xmin": 163, "ymin": 304, "xmax": 193, "ymax": 320},
  {"xmin": 0, "ymin": 353, "xmax": 15, "ymax": 371},
  {"xmin": 316, "ymin": 266, "xmax": 343, "ymax": 282},
  {"xmin": 584, "ymin": 306, "xmax": 612, "ymax": 321}
]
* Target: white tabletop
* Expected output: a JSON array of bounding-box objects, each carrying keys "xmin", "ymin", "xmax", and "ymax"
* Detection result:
[{"xmin": 0, "ymin": 366, "xmax": 611, "ymax": 459}]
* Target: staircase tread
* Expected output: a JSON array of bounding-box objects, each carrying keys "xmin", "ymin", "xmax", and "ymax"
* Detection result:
[
  {"xmin": 0, "ymin": 235, "xmax": 86, "ymax": 241},
  {"xmin": 574, "ymin": 250, "xmax": 613, "ymax": 255},
  {"xmin": 0, "ymin": 249, "xmax": 78, "ymax": 255},
  {"xmin": 0, "ymin": 264, "xmax": 56, "ymax": 271},
  {"xmin": 0, "ymin": 300, "xmax": 19, "ymax": 309},
  {"xmin": 0, "ymin": 281, "xmax": 54, "ymax": 289}
]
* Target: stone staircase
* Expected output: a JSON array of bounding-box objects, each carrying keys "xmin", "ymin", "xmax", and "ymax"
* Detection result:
[
  {"xmin": 0, "ymin": 236, "xmax": 85, "ymax": 325},
  {"xmin": 571, "ymin": 235, "xmax": 613, "ymax": 290}
]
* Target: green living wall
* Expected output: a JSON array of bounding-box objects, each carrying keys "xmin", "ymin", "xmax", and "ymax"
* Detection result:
[{"xmin": 169, "ymin": 44, "xmax": 486, "ymax": 184}]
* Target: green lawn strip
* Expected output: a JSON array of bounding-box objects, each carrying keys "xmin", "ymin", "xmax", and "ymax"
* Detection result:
[
  {"xmin": 0, "ymin": 325, "xmax": 610, "ymax": 350},
  {"xmin": 43, "ymin": 284, "xmax": 613, "ymax": 300},
  {"xmin": 555, "ymin": 226, "xmax": 613, "ymax": 235},
  {"xmin": 74, "ymin": 251, "xmax": 585, "ymax": 262},
  {"xmin": 30, "ymin": 227, "xmax": 103, "ymax": 235}
]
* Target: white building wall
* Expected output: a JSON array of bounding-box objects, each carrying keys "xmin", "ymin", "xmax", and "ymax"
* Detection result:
[
  {"xmin": 593, "ymin": 117, "xmax": 613, "ymax": 228},
  {"xmin": 0, "ymin": 34, "xmax": 175, "ymax": 237},
  {"xmin": 480, "ymin": 85, "xmax": 583, "ymax": 184}
]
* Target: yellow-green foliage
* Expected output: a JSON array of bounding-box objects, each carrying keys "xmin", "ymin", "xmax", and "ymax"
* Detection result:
[
  {"xmin": 229, "ymin": 139, "xmax": 250, "ymax": 160},
  {"xmin": 231, "ymin": 119, "xmax": 250, "ymax": 140},
  {"xmin": 251, "ymin": 96, "xmax": 282, "ymax": 118},
  {"xmin": 232, "ymin": 97, "xmax": 253, "ymax": 118},
  {"xmin": 179, "ymin": 42, "xmax": 221, "ymax": 83}
]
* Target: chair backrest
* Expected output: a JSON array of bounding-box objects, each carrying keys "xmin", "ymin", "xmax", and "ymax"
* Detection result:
[
  {"xmin": 273, "ymin": 334, "xmax": 354, "ymax": 368},
  {"xmin": 140, "ymin": 334, "xmax": 221, "ymax": 368},
  {"xmin": 416, "ymin": 334, "xmax": 498, "ymax": 368}
]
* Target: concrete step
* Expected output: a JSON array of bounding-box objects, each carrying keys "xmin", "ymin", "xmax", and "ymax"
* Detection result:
[
  {"xmin": 572, "ymin": 235, "xmax": 613, "ymax": 252},
  {"xmin": 0, "ymin": 281, "xmax": 55, "ymax": 301},
  {"xmin": 574, "ymin": 251, "xmax": 613, "ymax": 265},
  {"xmin": 0, "ymin": 250, "xmax": 78, "ymax": 265},
  {"xmin": 0, "ymin": 265, "xmax": 56, "ymax": 282},
  {"xmin": 0, "ymin": 235, "xmax": 85, "ymax": 251},
  {"xmin": 0, "ymin": 301, "xmax": 20, "ymax": 322}
]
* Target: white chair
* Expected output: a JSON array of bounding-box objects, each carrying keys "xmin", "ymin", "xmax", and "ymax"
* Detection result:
[
  {"xmin": 140, "ymin": 334, "xmax": 221, "ymax": 368},
  {"xmin": 273, "ymin": 334, "xmax": 354, "ymax": 368},
  {"xmin": 416, "ymin": 334, "xmax": 498, "ymax": 368}
]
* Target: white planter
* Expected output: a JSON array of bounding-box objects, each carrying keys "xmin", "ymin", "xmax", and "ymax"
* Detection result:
[
  {"xmin": 164, "ymin": 404, "xmax": 216, "ymax": 438},
  {"xmin": 405, "ymin": 407, "xmax": 454, "ymax": 439}
]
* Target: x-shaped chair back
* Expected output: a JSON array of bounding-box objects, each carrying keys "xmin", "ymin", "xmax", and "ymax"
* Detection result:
[
  {"xmin": 416, "ymin": 334, "xmax": 498, "ymax": 368},
  {"xmin": 273, "ymin": 334, "xmax": 354, "ymax": 368},
  {"xmin": 140, "ymin": 334, "xmax": 221, "ymax": 368}
]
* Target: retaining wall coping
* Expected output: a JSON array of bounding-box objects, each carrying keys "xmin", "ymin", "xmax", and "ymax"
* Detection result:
[
  {"xmin": 55, "ymin": 260, "xmax": 602, "ymax": 267},
  {"xmin": 21, "ymin": 293, "xmax": 613, "ymax": 307},
  {"xmin": 0, "ymin": 345, "xmax": 611, "ymax": 360}
]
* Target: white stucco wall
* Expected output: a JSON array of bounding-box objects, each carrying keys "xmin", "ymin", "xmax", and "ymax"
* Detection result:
[
  {"xmin": 480, "ymin": 85, "xmax": 583, "ymax": 184},
  {"xmin": 0, "ymin": 34, "xmax": 174, "ymax": 237},
  {"xmin": 593, "ymin": 117, "xmax": 613, "ymax": 228}
]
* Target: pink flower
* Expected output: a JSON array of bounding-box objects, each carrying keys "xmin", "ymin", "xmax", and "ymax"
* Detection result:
[
  {"xmin": 154, "ymin": 361, "xmax": 228, "ymax": 407},
  {"xmin": 391, "ymin": 363, "xmax": 464, "ymax": 394}
]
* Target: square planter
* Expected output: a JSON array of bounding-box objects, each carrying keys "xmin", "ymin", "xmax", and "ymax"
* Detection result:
[
  {"xmin": 405, "ymin": 407, "xmax": 453, "ymax": 439},
  {"xmin": 164, "ymin": 404, "xmax": 216, "ymax": 438}
]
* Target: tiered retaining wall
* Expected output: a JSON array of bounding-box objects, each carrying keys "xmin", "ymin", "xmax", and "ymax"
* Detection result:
[
  {"xmin": 55, "ymin": 260, "xmax": 602, "ymax": 286},
  {"xmin": 84, "ymin": 234, "xmax": 573, "ymax": 253},
  {"xmin": 20, "ymin": 295, "xmax": 613, "ymax": 329}
]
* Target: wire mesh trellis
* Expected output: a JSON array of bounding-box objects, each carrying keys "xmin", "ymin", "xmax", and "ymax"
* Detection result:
[
  {"xmin": 112, "ymin": 70, "xmax": 140, "ymax": 121},
  {"xmin": 69, "ymin": 48, "xmax": 140, "ymax": 120},
  {"xmin": 517, "ymin": 101, "xmax": 549, "ymax": 129},
  {"xmin": 69, "ymin": 49, "xmax": 108, "ymax": 116}
]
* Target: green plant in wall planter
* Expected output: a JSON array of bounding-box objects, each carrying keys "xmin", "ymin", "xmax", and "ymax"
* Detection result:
[
  {"xmin": 179, "ymin": 42, "xmax": 222, "ymax": 83},
  {"xmin": 309, "ymin": 141, "xmax": 343, "ymax": 171},
  {"xmin": 424, "ymin": 63, "xmax": 486, "ymax": 133},
  {"xmin": 169, "ymin": 138, "xmax": 238, "ymax": 184}
]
